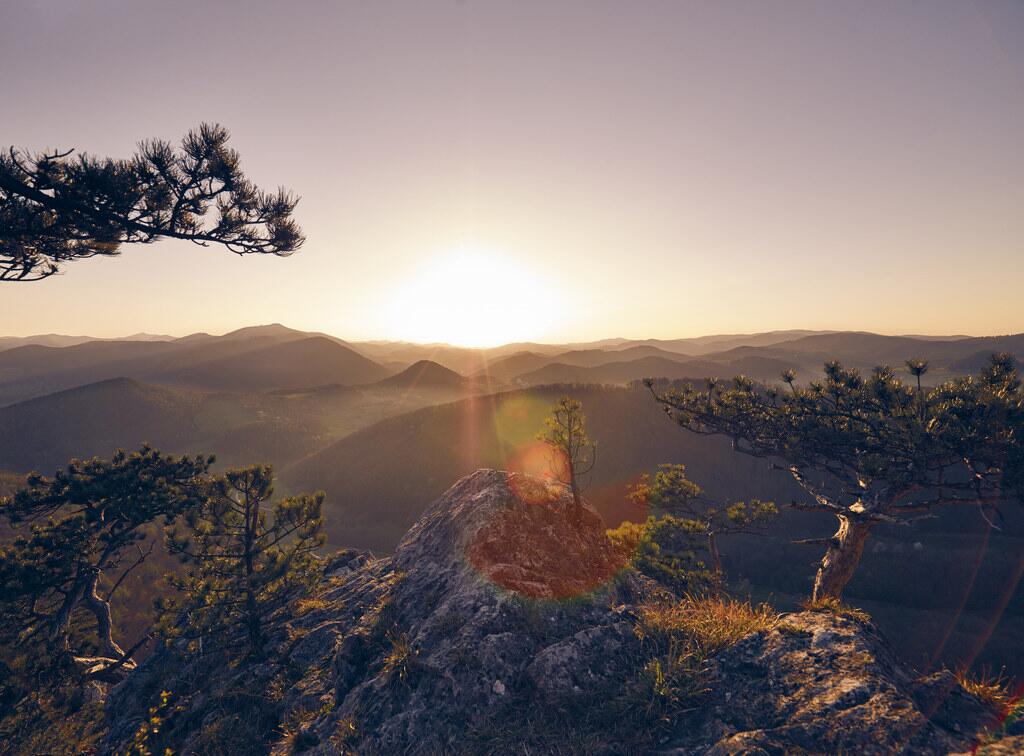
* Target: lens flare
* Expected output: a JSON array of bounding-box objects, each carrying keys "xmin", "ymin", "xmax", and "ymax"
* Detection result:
[
  {"xmin": 506, "ymin": 441, "xmax": 570, "ymax": 505},
  {"xmin": 466, "ymin": 473, "xmax": 629, "ymax": 600},
  {"xmin": 493, "ymin": 395, "xmax": 552, "ymax": 449}
]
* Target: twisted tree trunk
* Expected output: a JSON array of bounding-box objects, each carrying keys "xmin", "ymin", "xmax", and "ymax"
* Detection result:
[
  {"xmin": 812, "ymin": 515, "xmax": 874, "ymax": 601},
  {"xmin": 83, "ymin": 571, "xmax": 125, "ymax": 659}
]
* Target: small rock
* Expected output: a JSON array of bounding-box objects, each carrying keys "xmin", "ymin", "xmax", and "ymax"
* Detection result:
[{"xmin": 492, "ymin": 679, "xmax": 506, "ymax": 695}]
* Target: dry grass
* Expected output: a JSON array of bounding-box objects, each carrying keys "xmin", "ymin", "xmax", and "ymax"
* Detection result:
[
  {"xmin": 0, "ymin": 691, "xmax": 105, "ymax": 756},
  {"xmin": 801, "ymin": 596, "xmax": 872, "ymax": 624},
  {"xmin": 467, "ymin": 594, "xmax": 779, "ymax": 754},
  {"xmin": 638, "ymin": 594, "xmax": 780, "ymax": 654},
  {"xmin": 293, "ymin": 595, "xmax": 331, "ymax": 617},
  {"xmin": 382, "ymin": 631, "xmax": 417, "ymax": 683},
  {"xmin": 328, "ymin": 716, "xmax": 359, "ymax": 753},
  {"xmin": 275, "ymin": 700, "xmax": 335, "ymax": 755},
  {"xmin": 955, "ymin": 667, "xmax": 1017, "ymax": 716}
]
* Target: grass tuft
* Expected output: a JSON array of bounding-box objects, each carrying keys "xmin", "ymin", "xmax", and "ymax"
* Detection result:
[
  {"xmin": 328, "ymin": 716, "xmax": 359, "ymax": 754},
  {"xmin": 382, "ymin": 631, "xmax": 417, "ymax": 684},
  {"xmin": 955, "ymin": 667, "xmax": 1018, "ymax": 717}
]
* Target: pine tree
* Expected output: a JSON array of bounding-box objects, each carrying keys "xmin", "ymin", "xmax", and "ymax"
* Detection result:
[
  {"xmin": 629, "ymin": 464, "xmax": 776, "ymax": 589},
  {"xmin": 0, "ymin": 123, "xmax": 304, "ymax": 281},
  {"xmin": 0, "ymin": 447, "xmax": 211, "ymax": 682},
  {"xmin": 647, "ymin": 354, "xmax": 1024, "ymax": 601},
  {"xmin": 161, "ymin": 464, "xmax": 325, "ymax": 659},
  {"xmin": 537, "ymin": 396, "xmax": 597, "ymax": 521}
]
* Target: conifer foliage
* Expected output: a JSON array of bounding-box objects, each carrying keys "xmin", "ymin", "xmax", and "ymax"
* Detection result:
[
  {"xmin": 609, "ymin": 464, "xmax": 776, "ymax": 594},
  {"xmin": 0, "ymin": 447, "xmax": 211, "ymax": 681},
  {"xmin": 647, "ymin": 354, "xmax": 1024, "ymax": 601},
  {"xmin": 0, "ymin": 123, "xmax": 304, "ymax": 281},
  {"xmin": 160, "ymin": 464, "xmax": 325, "ymax": 658},
  {"xmin": 630, "ymin": 464, "xmax": 776, "ymax": 588},
  {"xmin": 537, "ymin": 396, "xmax": 597, "ymax": 521}
]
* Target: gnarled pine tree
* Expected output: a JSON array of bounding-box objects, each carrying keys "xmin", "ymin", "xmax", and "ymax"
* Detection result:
[
  {"xmin": 0, "ymin": 123, "xmax": 304, "ymax": 281},
  {"xmin": 161, "ymin": 464, "xmax": 325, "ymax": 659},
  {"xmin": 0, "ymin": 447, "xmax": 211, "ymax": 681},
  {"xmin": 647, "ymin": 355, "xmax": 1023, "ymax": 601}
]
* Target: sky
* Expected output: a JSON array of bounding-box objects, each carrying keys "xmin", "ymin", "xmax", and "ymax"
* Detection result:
[{"xmin": 1, "ymin": 0, "xmax": 1023, "ymax": 346}]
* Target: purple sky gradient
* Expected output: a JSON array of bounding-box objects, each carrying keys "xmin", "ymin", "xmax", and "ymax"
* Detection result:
[{"xmin": 2, "ymin": 0, "xmax": 1023, "ymax": 344}]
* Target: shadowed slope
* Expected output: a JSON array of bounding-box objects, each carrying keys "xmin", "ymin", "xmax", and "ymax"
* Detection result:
[
  {"xmin": 0, "ymin": 378, "xmax": 197, "ymax": 472},
  {"xmin": 153, "ymin": 336, "xmax": 391, "ymax": 391}
]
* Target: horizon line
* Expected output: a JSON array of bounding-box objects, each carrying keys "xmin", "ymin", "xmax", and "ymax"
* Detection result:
[{"xmin": 0, "ymin": 323, "xmax": 1006, "ymax": 350}]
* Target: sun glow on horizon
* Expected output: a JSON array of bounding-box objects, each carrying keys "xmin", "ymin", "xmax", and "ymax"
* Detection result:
[{"xmin": 384, "ymin": 246, "xmax": 569, "ymax": 348}]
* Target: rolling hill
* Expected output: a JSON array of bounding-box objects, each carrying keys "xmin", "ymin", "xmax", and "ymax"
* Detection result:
[
  {"xmin": 472, "ymin": 351, "xmax": 553, "ymax": 382},
  {"xmin": 0, "ymin": 332, "xmax": 175, "ymax": 351},
  {"xmin": 0, "ymin": 369, "xmax": 479, "ymax": 475},
  {"xmin": 153, "ymin": 336, "xmax": 391, "ymax": 392},
  {"xmin": 282, "ymin": 385, "xmax": 804, "ymax": 551},
  {"xmin": 376, "ymin": 360, "xmax": 468, "ymax": 390},
  {"xmin": 0, "ymin": 378, "xmax": 199, "ymax": 472}
]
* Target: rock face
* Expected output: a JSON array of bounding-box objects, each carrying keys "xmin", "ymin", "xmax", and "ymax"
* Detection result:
[
  {"xmin": 659, "ymin": 611, "xmax": 1003, "ymax": 754},
  {"xmin": 102, "ymin": 470, "xmax": 1012, "ymax": 755}
]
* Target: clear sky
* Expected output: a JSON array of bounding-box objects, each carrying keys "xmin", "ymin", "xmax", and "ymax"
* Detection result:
[{"xmin": 2, "ymin": 0, "xmax": 1023, "ymax": 346}]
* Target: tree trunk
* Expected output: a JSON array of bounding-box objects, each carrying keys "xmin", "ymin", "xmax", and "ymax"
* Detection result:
[
  {"xmin": 83, "ymin": 571, "xmax": 125, "ymax": 659},
  {"xmin": 568, "ymin": 468, "xmax": 583, "ymax": 525},
  {"xmin": 812, "ymin": 515, "xmax": 873, "ymax": 602},
  {"xmin": 52, "ymin": 571, "xmax": 86, "ymax": 651},
  {"xmin": 243, "ymin": 492, "xmax": 263, "ymax": 657},
  {"xmin": 707, "ymin": 530, "xmax": 724, "ymax": 593}
]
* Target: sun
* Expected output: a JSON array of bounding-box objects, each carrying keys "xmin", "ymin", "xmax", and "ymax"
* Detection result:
[{"xmin": 385, "ymin": 246, "xmax": 565, "ymax": 347}]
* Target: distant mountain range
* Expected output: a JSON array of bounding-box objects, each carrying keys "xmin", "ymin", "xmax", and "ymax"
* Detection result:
[
  {"xmin": 1, "ymin": 325, "xmax": 1021, "ymax": 408},
  {"xmin": 0, "ymin": 324, "xmax": 385, "ymax": 405},
  {"xmin": 0, "ymin": 332, "xmax": 174, "ymax": 349}
]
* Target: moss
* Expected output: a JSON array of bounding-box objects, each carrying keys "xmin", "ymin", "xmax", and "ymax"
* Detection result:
[{"xmin": 777, "ymin": 622, "xmax": 811, "ymax": 637}]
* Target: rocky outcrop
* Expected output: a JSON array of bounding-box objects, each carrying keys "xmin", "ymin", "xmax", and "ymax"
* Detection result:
[
  {"xmin": 659, "ymin": 610, "xmax": 1003, "ymax": 754},
  {"xmin": 102, "ymin": 470, "xmax": 1013, "ymax": 755}
]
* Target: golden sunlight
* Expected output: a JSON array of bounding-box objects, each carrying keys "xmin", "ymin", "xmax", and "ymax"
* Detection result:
[{"xmin": 384, "ymin": 246, "xmax": 566, "ymax": 347}]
